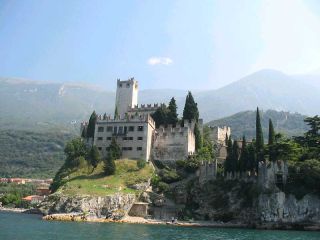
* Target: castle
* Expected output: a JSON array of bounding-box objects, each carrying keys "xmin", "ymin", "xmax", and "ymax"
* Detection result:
[{"xmin": 81, "ymin": 78, "xmax": 231, "ymax": 163}]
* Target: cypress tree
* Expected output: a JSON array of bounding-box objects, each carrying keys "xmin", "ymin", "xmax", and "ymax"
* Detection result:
[
  {"xmin": 89, "ymin": 146, "xmax": 101, "ymax": 169},
  {"xmin": 268, "ymin": 119, "xmax": 275, "ymax": 146},
  {"xmin": 151, "ymin": 104, "xmax": 168, "ymax": 128},
  {"xmin": 268, "ymin": 119, "xmax": 276, "ymax": 161},
  {"xmin": 167, "ymin": 97, "xmax": 178, "ymax": 126},
  {"xmin": 114, "ymin": 106, "xmax": 119, "ymax": 120},
  {"xmin": 256, "ymin": 107, "xmax": 264, "ymax": 163},
  {"xmin": 232, "ymin": 141, "xmax": 239, "ymax": 174},
  {"xmin": 183, "ymin": 91, "xmax": 199, "ymax": 122},
  {"xmin": 247, "ymin": 143, "xmax": 256, "ymax": 174},
  {"xmin": 224, "ymin": 138, "xmax": 233, "ymax": 173},
  {"xmin": 103, "ymin": 113, "xmax": 107, "ymax": 120},
  {"xmin": 194, "ymin": 122, "xmax": 202, "ymax": 151},
  {"xmin": 87, "ymin": 111, "xmax": 97, "ymax": 138},
  {"xmin": 104, "ymin": 138, "xmax": 121, "ymax": 175},
  {"xmin": 239, "ymin": 136, "xmax": 249, "ymax": 174}
]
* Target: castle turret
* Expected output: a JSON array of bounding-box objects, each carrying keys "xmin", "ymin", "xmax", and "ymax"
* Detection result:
[{"xmin": 115, "ymin": 78, "xmax": 138, "ymax": 117}]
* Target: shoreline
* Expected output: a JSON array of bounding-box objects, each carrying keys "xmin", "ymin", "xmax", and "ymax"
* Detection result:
[
  {"xmin": 2, "ymin": 208, "xmax": 319, "ymax": 231},
  {"xmin": 42, "ymin": 213, "xmax": 320, "ymax": 231}
]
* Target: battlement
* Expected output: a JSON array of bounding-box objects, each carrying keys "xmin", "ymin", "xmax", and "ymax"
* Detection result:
[
  {"xmin": 208, "ymin": 125, "xmax": 231, "ymax": 142},
  {"xmin": 96, "ymin": 113, "xmax": 155, "ymax": 126},
  {"xmin": 127, "ymin": 103, "xmax": 163, "ymax": 113},
  {"xmin": 117, "ymin": 77, "xmax": 138, "ymax": 87}
]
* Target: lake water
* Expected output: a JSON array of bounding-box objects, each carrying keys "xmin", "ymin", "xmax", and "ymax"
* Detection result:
[{"xmin": 1, "ymin": 211, "xmax": 320, "ymax": 240}]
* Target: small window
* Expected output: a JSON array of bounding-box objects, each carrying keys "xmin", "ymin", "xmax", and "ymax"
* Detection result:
[
  {"xmin": 98, "ymin": 147, "xmax": 102, "ymax": 151},
  {"xmin": 98, "ymin": 127, "xmax": 104, "ymax": 132},
  {"xmin": 138, "ymin": 126, "xmax": 144, "ymax": 131},
  {"xmin": 126, "ymin": 83, "xmax": 130, "ymax": 88},
  {"xmin": 106, "ymin": 147, "xmax": 110, "ymax": 151},
  {"xmin": 137, "ymin": 147, "xmax": 142, "ymax": 151},
  {"xmin": 118, "ymin": 126, "xmax": 123, "ymax": 134},
  {"xmin": 124, "ymin": 126, "xmax": 127, "ymax": 134},
  {"xmin": 107, "ymin": 137, "xmax": 112, "ymax": 140},
  {"xmin": 107, "ymin": 126, "xmax": 113, "ymax": 132},
  {"xmin": 137, "ymin": 137, "xmax": 143, "ymax": 140},
  {"xmin": 97, "ymin": 137, "xmax": 103, "ymax": 141},
  {"xmin": 122, "ymin": 147, "xmax": 132, "ymax": 151},
  {"xmin": 129, "ymin": 126, "xmax": 134, "ymax": 132},
  {"xmin": 119, "ymin": 83, "xmax": 122, "ymax": 88},
  {"xmin": 113, "ymin": 126, "xmax": 117, "ymax": 134},
  {"xmin": 129, "ymin": 137, "xmax": 133, "ymax": 140}
]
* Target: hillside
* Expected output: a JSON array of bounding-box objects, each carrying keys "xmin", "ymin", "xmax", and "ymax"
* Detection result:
[
  {"xmin": 0, "ymin": 130, "xmax": 74, "ymax": 178},
  {"xmin": 207, "ymin": 109, "xmax": 309, "ymax": 140},
  {"xmin": 55, "ymin": 159, "xmax": 153, "ymax": 196}
]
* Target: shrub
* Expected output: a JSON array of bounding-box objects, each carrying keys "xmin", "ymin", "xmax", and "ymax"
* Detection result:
[
  {"xmin": 159, "ymin": 169, "xmax": 181, "ymax": 183},
  {"xmin": 157, "ymin": 181, "xmax": 170, "ymax": 193},
  {"xmin": 137, "ymin": 159, "xmax": 146, "ymax": 169}
]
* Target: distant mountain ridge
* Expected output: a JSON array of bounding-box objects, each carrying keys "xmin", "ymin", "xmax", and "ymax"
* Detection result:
[{"xmin": 0, "ymin": 69, "xmax": 319, "ymax": 131}]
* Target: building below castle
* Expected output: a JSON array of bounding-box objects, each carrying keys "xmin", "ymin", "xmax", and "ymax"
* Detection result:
[{"xmin": 81, "ymin": 78, "xmax": 231, "ymax": 163}]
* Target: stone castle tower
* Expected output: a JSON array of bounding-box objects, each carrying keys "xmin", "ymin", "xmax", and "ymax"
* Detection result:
[{"xmin": 115, "ymin": 78, "xmax": 138, "ymax": 117}]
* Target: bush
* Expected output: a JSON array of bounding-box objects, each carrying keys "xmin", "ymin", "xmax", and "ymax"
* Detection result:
[
  {"xmin": 157, "ymin": 181, "xmax": 170, "ymax": 193},
  {"xmin": 159, "ymin": 169, "xmax": 181, "ymax": 183},
  {"xmin": 137, "ymin": 159, "xmax": 146, "ymax": 169}
]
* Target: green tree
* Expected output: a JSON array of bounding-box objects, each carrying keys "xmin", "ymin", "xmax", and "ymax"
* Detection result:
[
  {"xmin": 247, "ymin": 143, "xmax": 256, "ymax": 174},
  {"xmin": 239, "ymin": 136, "xmax": 249, "ymax": 174},
  {"xmin": 114, "ymin": 106, "xmax": 119, "ymax": 119},
  {"xmin": 167, "ymin": 97, "xmax": 178, "ymax": 126},
  {"xmin": 151, "ymin": 104, "xmax": 168, "ymax": 128},
  {"xmin": 268, "ymin": 119, "xmax": 276, "ymax": 161},
  {"xmin": 87, "ymin": 111, "xmax": 97, "ymax": 138},
  {"xmin": 104, "ymin": 138, "xmax": 121, "ymax": 175},
  {"xmin": 194, "ymin": 122, "xmax": 202, "ymax": 151},
  {"xmin": 256, "ymin": 107, "xmax": 264, "ymax": 163},
  {"xmin": 64, "ymin": 138, "xmax": 87, "ymax": 167},
  {"xmin": 224, "ymin": 138, "xmax": 233, "ymax": 173},
  {"xmin": 89, "ymin": 146, "xmax": 101, "ymax": 169},
  {"xmin": 182, "ymin": 91, "xmax": 199, "ymax": 122},
  {"xmin": 232, "ymin": 141, "xmax": 239, "ymax": 174}
]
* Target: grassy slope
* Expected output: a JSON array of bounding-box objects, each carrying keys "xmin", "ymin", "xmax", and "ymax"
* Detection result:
[{"xmin": 57, "ymin": 159, "xmax": 153, "ymax": 196}]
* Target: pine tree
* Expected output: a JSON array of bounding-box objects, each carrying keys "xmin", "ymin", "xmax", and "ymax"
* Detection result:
[
  {"xmin": 256, "ymin": 107, "xmax": 264, "ymax": 163},
  {"xmin": 247, "ymin": 143, "xmax": 256, "ymax": 174},
  {"xmin": 151, "ymin": 105, "xmax": 168, "ymax": 128},
  {"xmin": 268, "ymin": 119, "xmax": 276, "ymax": 161},
  {"xmin": 87, "ymin": 111, "xmax": 97, "ymax": 138},
  {"xmin": 182, "ymin": 91, "xmax": 199, "ymax": 122},
  {"xmin": 194, "ymin": 122, "xmax": 202, "ymax": 151},
  {"xmin": 167, "ymin": 97, "xmax": 178, "ymax": 126},
  {"xmin": 89, "ymin": 146, "xmax": 101, "ymax": 169}
]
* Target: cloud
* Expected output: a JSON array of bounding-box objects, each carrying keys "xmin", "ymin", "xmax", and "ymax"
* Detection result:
[{"xmin": 147, "ymin": 57, "xmax": 173, "ymax": 66}]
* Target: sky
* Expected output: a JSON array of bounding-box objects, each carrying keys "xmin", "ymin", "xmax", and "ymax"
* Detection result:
[{"xmin": 0, "ymin": 0, "xmax": 320, "ymax": 90}]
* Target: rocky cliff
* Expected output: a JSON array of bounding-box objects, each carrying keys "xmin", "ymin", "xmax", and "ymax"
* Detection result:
[{"xmin": 39, "ymin": 193, "xmax": 136, "ymax": 220}]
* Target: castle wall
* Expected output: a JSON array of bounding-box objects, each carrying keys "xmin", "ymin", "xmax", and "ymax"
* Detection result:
[
  {"xmin": 93, "ymin": 115, "xmax": 155, "ymax": 162},
  {"xmin": 197, "ymin": 160, "xmax": 217, "ymax": 184},
  {"xmin": 153, "ymin": 122, "xmax": 195, "ymax": 162}
]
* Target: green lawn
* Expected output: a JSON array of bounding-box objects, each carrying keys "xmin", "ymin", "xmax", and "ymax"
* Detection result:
[{"xmin": 57, "ymin": 159, "xmax": 153, "ymax": 196}]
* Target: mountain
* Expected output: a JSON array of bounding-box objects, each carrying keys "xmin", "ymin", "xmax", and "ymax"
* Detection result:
[
  {"xmin": 1, "ymin": 69, "xmax": 319, "ymax": 131},
  {"xmin": 194, "ymin": 69, "xmax": 320, "ymax": 120},
  {"xmin": 206, "ymin": 109, "xmax": 309, "ymax": 141}
]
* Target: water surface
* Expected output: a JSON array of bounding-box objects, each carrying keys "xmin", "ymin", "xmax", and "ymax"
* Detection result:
[{"xmin": 1, "ymin": 211, "xmax": 320, "ymax": 240}]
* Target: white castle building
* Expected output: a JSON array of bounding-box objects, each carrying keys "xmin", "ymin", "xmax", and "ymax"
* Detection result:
[{"xmin": 81, "ymin": 78, "xmax": 230, "ymax": 163}]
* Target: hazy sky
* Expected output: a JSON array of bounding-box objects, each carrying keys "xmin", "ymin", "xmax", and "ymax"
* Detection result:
[{"xmin": 1, "ymin": 0, "xmax": 320, "ymax": 90}]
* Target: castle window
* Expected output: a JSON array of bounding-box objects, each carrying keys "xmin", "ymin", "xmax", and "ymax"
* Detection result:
[
  {"xmin": 138, "ymin": 126, "xmax": 144, "ymax": 131},
  {"xmin": 97, "ymin": 137, "xmax": 103, "ymax": 141},
  {"xmin": 123, "ymin": 137, "xmax": 127, "ymax": 140},
  {"xmin": 137, "ymin": 137, "xmax": 143, "ymax": 140},
  {"xmin": 107, "ymin": 127, "xmax": 113, "ymax": 132},
  {"xmin": 119, "ymin": 83, "xmax": 122, "ymax": 88},
  {"xmin": 126, "ymin": 83, "xmax": 130, "ymax": 88},
  {"xmin": 98, "ymin": 147, "xmax": 102, "ymax": 151},
  {"xmin": 113, "ymin": 126, "xmax": 117, "ymax": 134},
  {"xmin": 137, "ymin": 147, "xmax": 142, "ymax": 151},
  {"xmin": 129, "ymin": 137, "xmax": 133, "ymax": 140},
  {"xmin": 122, "ymin": 147, "xmax": 132, "ymax": 151},
  {"xmin": 106, "ymin": 147, "xmax": 110, "ymax": 151},
  {"xmin": 118, "ymin": 126, "xmax": 123, "ymax": 134},
  {"xmin": 129, "ymin": 126, "xmax": 134, "ymax": 132},
  {"xmin": 98, "ymin": 127, "xmax": 104, "ymax": 132},
  {"xmin": 124, "ymin": 126, "xmax": 127, "ymax": 134},
  {"xmin": 107, "ymin": 137, "xmax": 112, "ymax": 140}
]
